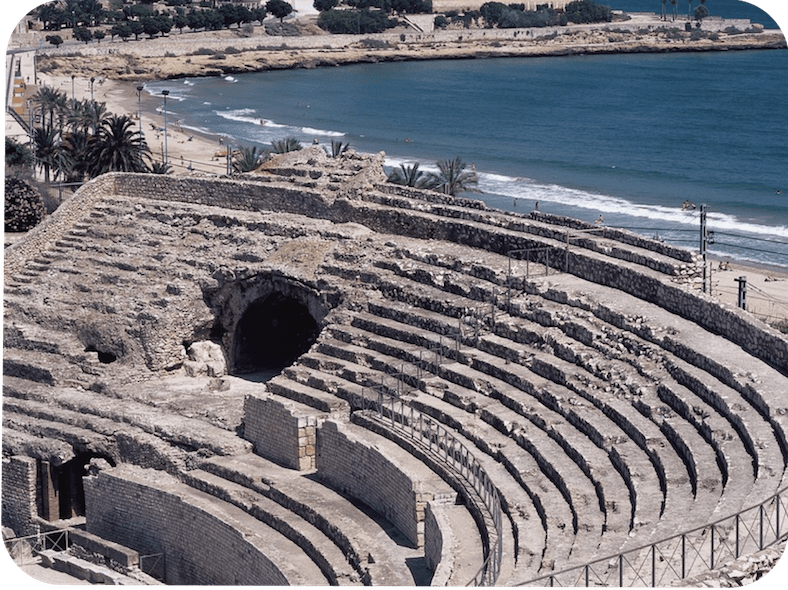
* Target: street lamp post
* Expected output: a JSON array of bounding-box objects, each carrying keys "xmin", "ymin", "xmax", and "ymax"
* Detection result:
[
  {"xmin": 89, "ymin": 76, "xmax": 96, "ymax": 134},
  {"xmin": 161, "ymin": 90, "xmax": 170, "ymax": 166},
  {"xmin": 137, "ymin": 84, "xmax": 145, "ymax": 164}
]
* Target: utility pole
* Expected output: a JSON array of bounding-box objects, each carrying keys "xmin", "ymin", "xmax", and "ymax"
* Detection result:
[
  {"xmin": 699, "ymin": 204, "xmax": 715, "ymax": 293},
  {"xmin": 735, "ymin": 276, "xmax": 748, "ymax": 310}
]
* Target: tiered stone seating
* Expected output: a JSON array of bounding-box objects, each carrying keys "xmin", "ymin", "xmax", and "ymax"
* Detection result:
[{"xmin": 4, "ymin": 156, "xmax": 787, "ymax": 585}]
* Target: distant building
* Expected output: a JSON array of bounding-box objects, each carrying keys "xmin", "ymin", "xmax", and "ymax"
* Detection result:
[{"xmin": 432, "ymin": 0, "xmax": 571, "ymax": 14}]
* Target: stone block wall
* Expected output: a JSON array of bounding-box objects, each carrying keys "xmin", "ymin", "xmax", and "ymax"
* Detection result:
[
  {"xmin": 1, "ymin": 456, "xmax": 39, "ymax": 537},
  {"xmin": 243, "ymin": 393, "xmax": 319, "ymax": 471},
  {"xmin": 83, "ymin": 465, "xmax": 290, "ymax": 585},
  {"xmin": 424, "ymin": 501, "xmax": 455, "ymax": 583},
  {"xmin": 315, "ymin": 420, "xmax": 430, "ymax": 547}
]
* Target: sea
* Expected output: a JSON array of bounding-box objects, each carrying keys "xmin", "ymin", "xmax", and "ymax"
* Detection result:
[{"xmin": 143, "ymin": 0, "xmax": 788, "ymax": 268}]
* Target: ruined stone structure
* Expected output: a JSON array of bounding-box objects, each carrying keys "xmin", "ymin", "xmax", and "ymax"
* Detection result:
[{"xmin": 3, "ymin": 146, "xmax": 788, "ymax": 585}]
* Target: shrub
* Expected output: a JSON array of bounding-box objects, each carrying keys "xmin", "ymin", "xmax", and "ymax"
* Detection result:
[{"xmin": 224, "ymin": 46, "xmax": 242, "ymax": 54}]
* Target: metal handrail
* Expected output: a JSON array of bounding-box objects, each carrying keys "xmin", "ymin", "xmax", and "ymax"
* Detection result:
[
  {"xmin": 359, "ymin": 388, "xmax": 503, "ymax": 586},
  {"xmin": 518, "ymin": 485, "xmax": 788, "ymax": 586},
  {"xmin": 4, "ymin": 528, "xmax": 71, "ymax": 565}
]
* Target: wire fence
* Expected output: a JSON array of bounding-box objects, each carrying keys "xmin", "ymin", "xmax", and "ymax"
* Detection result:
[
  {"xmin": 358, "ymin": 387, "xmax": 503, "ymax": 586},
  {"xmin": 518, "ymin": 485, "xmax": 788, "ymax": 587}
]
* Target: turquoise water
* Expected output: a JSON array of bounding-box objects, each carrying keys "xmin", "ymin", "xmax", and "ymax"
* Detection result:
[{"xmin": 144, "ymin": 2, "xmax": 788, "ymax": 267}]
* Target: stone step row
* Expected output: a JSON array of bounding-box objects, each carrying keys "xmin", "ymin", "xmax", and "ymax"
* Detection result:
[
  {"xmin": 348, "ymin": 302, "xmax": 728, "ymax": 544},
  {"xmin": 180, "ymin": 468, "xmax": 364, "ymax": 585},
  {"xmin": 326, "ymin": 254, "xmax": 784, "ymax": 503}
]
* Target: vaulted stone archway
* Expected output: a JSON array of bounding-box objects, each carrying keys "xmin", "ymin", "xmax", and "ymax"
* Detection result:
[{"xmin": 233, "ymin": 292, "xmax": 320, "ymax": 375}]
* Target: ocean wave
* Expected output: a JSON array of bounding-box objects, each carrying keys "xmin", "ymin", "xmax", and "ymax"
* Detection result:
[
  {"xmin": 478, "ymin": 172, "xmax": 788, "ymax": 240},
  {"xmin": 301, "ymin": 127, "xmax": 345, "ymax": 138}
]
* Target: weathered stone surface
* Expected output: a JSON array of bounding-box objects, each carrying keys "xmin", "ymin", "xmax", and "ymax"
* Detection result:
[{"xmin": 3, "ymin": 149, "xmax": 787, "ymax": 585}]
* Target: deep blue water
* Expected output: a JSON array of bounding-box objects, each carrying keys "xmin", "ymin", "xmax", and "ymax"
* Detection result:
[{"xmin": 144, "ymin": 1, "xmax": 788, "ymax": 267}]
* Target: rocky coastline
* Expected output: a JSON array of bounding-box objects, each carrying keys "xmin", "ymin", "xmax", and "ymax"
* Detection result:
[{"xmin": 31, "ymin": 13, "xmax": 786, "ymax": 82}]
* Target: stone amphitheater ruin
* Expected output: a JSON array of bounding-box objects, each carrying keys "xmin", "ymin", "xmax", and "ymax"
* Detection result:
[{"xmin": 3, "ymin": 146, "xmax": 788, "ymax": 585}]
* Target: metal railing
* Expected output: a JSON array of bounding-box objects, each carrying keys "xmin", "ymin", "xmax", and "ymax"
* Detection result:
[
  {"xmin": 359, "ymin": 387, "xmax": 503, "ymax": 586},
  {"xmin": 4, "ymin": 528, "xmax": 71, "ymax": 566},
  {"xmin": 519, "ymin": 485, "xmax": 788, "ymax": 586}
]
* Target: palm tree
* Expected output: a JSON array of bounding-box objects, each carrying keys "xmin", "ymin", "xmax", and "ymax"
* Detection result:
[
  {"xmin": 271, "ymin": 137, "xmax": 302, "ymax": 154},
  {"xmin": 661, "ymin": 0, "xmax": 667, "ymax": 21},
  {"xmin": 62, "ymin": 130, "xmax": 91, "ymax": 182},
  {"xmin": 86, "ymin": 115, "xmax": 150, "ymax": 177},
  {"xmin": 33, "ymin": 124, "xmax": 59, "ymax": 183},
  {"xmin": 33, "ymin": 86, "xmax": 67, "ymax": 129},
  {"xmin": 233, "ymin": 145, "xmax": 265, "ymax": 172},
  {"xmin": 670, "ymin": 0, "xmax": 678, "ymax": 21},
  {"xmin": 329, "ymin": 139, "xmax": 350, "ymax": 158},
  {"xmin": 149, "ymin": 161, "xmax": 172, "ymax": 175},
  {"xmin": 424, "ymin": 157, "xmax": 479, "ymax": 196},
  {"xmin": 387, "ymin": 162, "xmax": 429, "ymax": 188}
]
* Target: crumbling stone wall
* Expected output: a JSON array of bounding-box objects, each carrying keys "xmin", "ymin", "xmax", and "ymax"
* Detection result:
[
  {"xmin": 83, "ymin": 465, "xmax": 290, "ymax": 585},
  {"xmin": 1, "ymin": 456, "xmax": 39, "ymax": 537},
  {"xmin": 243, "ymin": 393, "xmax": 320, "ymax": 471}
]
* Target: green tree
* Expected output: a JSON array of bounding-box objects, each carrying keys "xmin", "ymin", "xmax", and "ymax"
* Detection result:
[
  {"xmin": 92, "ymin": 30, "xmax": 105, "ymax": 43},
  {"xmin": 5, "ymin": 137, "xmax": 34, "ymax": 169},
  {"xmin": 694, "ymin": 5, "xmax": 709, "ymax": 21},
  {"xmin": 314, "ymin": 0, "xmax": 338, "ymax": 11},
  {"xmin": 329, "ymin": 139, "xmax": 350, "ymax": 158},
  {"xmin": 149, "ymin": 161, "xmax": 172, "ymax": 174},
  {"xmin": 61, "ymin": 129, "xmax": 91, "ymax": 182},
  {"xmin": 271, "ymin": 137, "xmax": 302, "ymax": 153},
  {"xmin": 110, "ymin": 21, "xmax": 133, "ymax": 41},
  {"xmin": 74, "ymin": 26, "xmax": 92, "ymax": 43},
  {"xmin": 266, "ymin": 0, "xmax": 293, "ymax": 22},
  {"xmin": 86, "ymin": 115, "xmax": 150, "ymax": 176},
  {"xmin": 233, "ymin": 145, "xmax": 266, "ymax": 172},
  {"xmin": 251, "ymin": 7, "xmax": 268, "ymax": 24},
  {"xmin": 130, "ymin": 20, "xmax": 144, "ymax": 40},
  {"xmin": 424, "ymin": 157, "xmax": 478, "ymax": 196},
  {"xmin": 33, "ymin": 124, "xmax": 59, "ymax": 183},
  {"xmin": 387, "ymin": 162, "xmax": 430, "ymax": 188},
  {"xmin": 45, "ymin": 34, "xmax": 64, "ymax": 48}
]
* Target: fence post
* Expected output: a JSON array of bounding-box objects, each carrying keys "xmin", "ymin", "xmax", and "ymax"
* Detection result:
[
  {"xmin": 682, "ymin": 534, "xmax": 686, "ymax": 579},
  {"xmin": 652, "ymin": 544, "xmax": 656, "ymax": 587},
  {"xmin": 736, "ymin": 514, "xmax": 740, "ymax": 558},
  {"xmin": 710, "ymin": 524, "xmax": 715, "ymax": 570},
  {"xmin": 619, "ymin": 554, "xmax": 623, "ymax": 587},
  {"xmin": 760, "ymin": 504, "xmax": 764, "ymax": 550}
]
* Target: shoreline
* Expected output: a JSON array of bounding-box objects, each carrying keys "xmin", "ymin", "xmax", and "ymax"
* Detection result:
[{"xmin": 31, "ymin": 16, "xmax": 786, "ymax": 82}]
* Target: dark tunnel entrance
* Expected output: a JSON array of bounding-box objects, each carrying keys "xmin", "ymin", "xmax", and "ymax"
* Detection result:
[{"xmin": 233, "ymin": 292, "xmax": 321, "ymax": 376}]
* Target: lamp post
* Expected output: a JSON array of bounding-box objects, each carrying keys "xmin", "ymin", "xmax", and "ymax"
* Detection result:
[
  {"xmin": 71, "ymin": 74, "xmax": 76, "ymax": 133},
  {"xmin": 89, "ymin": 76, "xmax": 96, "ymax": 134},
  {"xmin": 137, "ymin": 84, "xmax": 145, "ymax": 164},
  {"xmin": 161, "ymin": 90, "xmax": 170, "ymax": 166}
]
